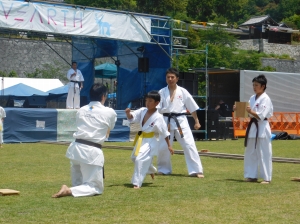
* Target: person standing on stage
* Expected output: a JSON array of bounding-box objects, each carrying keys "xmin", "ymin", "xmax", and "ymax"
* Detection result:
[
  {"xmin": 234, "ymin": 74, "xmax": 273, "ymax": 184},
  {"xmin": 66, "ymin": 62, "xmax": 84, "ymax": 109},
  {"xmin": 52, "ymin": 83, "xmax": 117, "ymax": 198},
  {"xmin": 156, "ymin": 68, "xmax": 204, "ymax": 178},
  {"xmin": 0, "ymin": 106, "xmax": 6, "ymax": 148},
  {"xmin": 125, "ymin": 91, "xmax": 174, "ymax": 189}
]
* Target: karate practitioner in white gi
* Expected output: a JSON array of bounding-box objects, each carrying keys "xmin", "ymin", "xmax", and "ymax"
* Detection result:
[
  {"xmin": 125, "ymin": 91, "xmax": 174, "ymax": 189},
  {"xmin": 66, "ymin": 62, "xmax": 84, "ymax": 109},
  {"xmin": 52, "ymin": 83, "xmax": 117, "ymax": 198},
  {"xmin": 234, "ymin": 74, "xmax": 273, "ymax": 184},
  {"xmin": 157, "ymin": 68, "xmax": 204, "ymax": 178},
  {"xmin": 0, "ymin": 106, "xmax": 6, "ymax": 148}
]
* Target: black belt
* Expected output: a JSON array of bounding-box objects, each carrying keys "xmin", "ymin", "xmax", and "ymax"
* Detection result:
[
  {"xmin": 75, "ymin": 139, "xmax": 102, "ymax": 149},
  {"xmin": 244, "ymin": 117, "xmax": 268, "ymax": 148},
  {"xmin": 75, "ymin": 139, "xmax": 104, "ymax": 178},
  {"xmin": 71, "ymin": 81, "xmax": 81, "ymax": 94},
  {"xmin": 163, "ymin": 113, "xmax": 186, "ymax": 138}
]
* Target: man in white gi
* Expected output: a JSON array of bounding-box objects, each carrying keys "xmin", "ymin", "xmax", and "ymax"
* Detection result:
[
  {"xmin": 52, "ymin": 83, "xmax": 117, "ymax": 198},
  {"xmin": 234, "ymin": 74, "xmax": 273, "ymax": 184},
  {"xmin": 125, "ymin": 91, "xmax": 174, "ymax": 189},
  {"xmin": 66, "ymin": 62, "xmax": 84, "ymax": 109},
  {"xmin": 157, "ymin": 68, "xmax": 204, "ymax": 178}
]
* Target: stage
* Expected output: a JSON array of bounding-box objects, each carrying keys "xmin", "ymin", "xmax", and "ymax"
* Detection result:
[{"xmin": 3, "ymin": 108, "xmax": 133, "ymax": 143}]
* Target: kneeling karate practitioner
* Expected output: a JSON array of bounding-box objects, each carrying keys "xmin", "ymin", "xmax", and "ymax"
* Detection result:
[
  {"xmin": 125, "ymin": 91, "xmax": 174, "ymax": 189},
  {"xmin": 234, "ymin": 74, "xmax": 273, "ymax": 184},
  {"xmin": 157, "ymin": 68, "xmax": 204, "ymax": 178},
  {"xmin": 52, "ymin": 83, "xmax": 117, "ymax": 198}
]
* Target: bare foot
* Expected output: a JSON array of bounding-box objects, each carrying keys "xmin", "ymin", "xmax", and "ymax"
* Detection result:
[
  {"xmin": 150, "ymin": 173, "xmax": 155, "ymax": 180},
  {"xmin": 52, "ymin": 185, "xmax": 72, "ymax": 198},
  {"xmin": 133, "ymin": 185, "xmax": 140, "ymax": 189},
  {"xmin": 196, "ymin": 173, "xmax": 204, "ymax": 178}
]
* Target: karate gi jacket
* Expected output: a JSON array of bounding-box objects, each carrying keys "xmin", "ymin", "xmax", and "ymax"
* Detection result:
[
  {"xmin": 129, "ymin": 108, "xmax": 170, "ymax": 156},
  {"xmin": 157, "ymin": 85, "xmax": 199, "ymax": 130},
  {"xmin": 247, "ymin": 92, "xmax": 273, "ymax": 139},
  {"xmin": 66, "ymin": 101, "xmax": 117, "ymax": 166},
  {"xmin": 67, "ymin": 68, "xmax": 84, "ymax": 88}
]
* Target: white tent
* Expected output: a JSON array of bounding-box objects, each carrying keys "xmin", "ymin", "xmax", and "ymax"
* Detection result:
[{"xmin": 0, "ymin": 77, "xmax": 63, "ymax": 92}]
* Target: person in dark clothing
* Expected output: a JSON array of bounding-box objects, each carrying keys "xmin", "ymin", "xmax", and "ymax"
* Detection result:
[{"xmin": 215, "ymin": 100, "xmax": 229, "ymax": 117}]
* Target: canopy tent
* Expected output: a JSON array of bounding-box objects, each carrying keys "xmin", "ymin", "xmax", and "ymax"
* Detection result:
[
  {"xmin": 95, "ymin": 63, "xmax": 117, "ymax": 79},
  {"xmin": 0, "ymin": 77, "xmax": 63, "ymax": 92},
  {"xmin": 47, "ymin": 85, "xmax": 69, "ymax": 95},
  {"xmin": 2, "ymin": 83, "xmax": 48, "ymax": 96}
]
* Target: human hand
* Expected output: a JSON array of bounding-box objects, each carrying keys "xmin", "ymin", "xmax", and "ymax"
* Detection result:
[
  {"xmin": 233, "ymin": 105, "xmax": 236, "ymax": 111},
  {"xmin": 194, "ymin": 121, "xmax": 201, "ymax": 130},
  {"xmin": 168, "ymin": 146, "xmax": 174, "ymax": 155},
  {"xmin": 246, "ymin": 106, "xmax": 252, "ymax": 113}
]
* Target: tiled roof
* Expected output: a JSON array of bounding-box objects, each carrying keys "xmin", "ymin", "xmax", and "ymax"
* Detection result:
[{"xmin": 239, "ymin": 15, "xmax": 278, "ymax": 26}]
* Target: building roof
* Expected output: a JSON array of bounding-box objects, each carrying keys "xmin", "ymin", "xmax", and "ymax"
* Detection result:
[{"xmin": 239, "ymin": 15, "xmax": 278, "ymax": 27}]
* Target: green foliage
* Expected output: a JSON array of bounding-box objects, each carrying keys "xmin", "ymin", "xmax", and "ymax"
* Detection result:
[
  {"xmin": 24, "ymin": 62, "xmax": 69, "ymax": 83},
  {"xmin": 260, "ymin": 65, "xmax": 276, "ymax": 71},
  {"xmin": 0, "ymin": 70, "xmax": 18, "ymax": 77},
  {"xmin": 198, "ymin": 26, "xmax": 239, "ymax": 48}
]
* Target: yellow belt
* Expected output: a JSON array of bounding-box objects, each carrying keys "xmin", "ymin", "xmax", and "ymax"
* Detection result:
[{"xmin": 133, "ymin": 131, "xmax": 154, "ymax": 156}]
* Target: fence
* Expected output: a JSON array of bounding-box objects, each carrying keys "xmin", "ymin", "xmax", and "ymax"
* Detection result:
[{"xmin": 232, "ymin": 112, "xmax": 300, "ymax": 137}]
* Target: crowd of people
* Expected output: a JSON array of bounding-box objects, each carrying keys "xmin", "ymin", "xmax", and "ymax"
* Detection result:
[{"xmin": 51, "ymin": 67, "xmax": 274, "ymax": 198}]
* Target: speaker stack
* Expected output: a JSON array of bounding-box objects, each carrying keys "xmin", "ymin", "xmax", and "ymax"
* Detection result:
[
  {"xmin": 207, "ymin": 110, "xmax": 219, "ymax": 139},
  {"xmin": 138, "ymin": 57, "xmax": 149, "ymax": 73}
]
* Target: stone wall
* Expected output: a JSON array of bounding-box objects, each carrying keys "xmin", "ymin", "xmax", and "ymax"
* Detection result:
[
  {"xmin": 261, "ymin": 58, "xmax": 300, "ymax": 73},
  {"xmin": 0, "ymin": 38, "xmax": 71, "ymax": 78},
  {"xmin": 238, "ymin": 39, "xmax": 300, "ymax": 60}
]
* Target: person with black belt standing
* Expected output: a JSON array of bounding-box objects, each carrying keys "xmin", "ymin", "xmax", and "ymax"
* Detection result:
[
  {"xmin": 52, "ymin": 83, "xmax": 117, "ymax": 198},
  {"xmin": 66, "ymin": 61, "xmax": 84, "ymax": 109},
  {"xmin": 156, "ymin": 68, "xmax": 204, "ymax": 178},
  {"xmin": 234, "ymin": 74, "xmax": 273, "ymax": 184}
]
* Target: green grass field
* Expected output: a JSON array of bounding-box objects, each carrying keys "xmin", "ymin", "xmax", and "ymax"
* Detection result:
[{"xmin": 1, "ymin": 139, "xmax": 300, "ymax": 223}]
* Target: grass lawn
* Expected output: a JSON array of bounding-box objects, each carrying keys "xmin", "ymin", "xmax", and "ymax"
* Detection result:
[{"xmin": 0, "ymin": 139, "xmax": 300, "ymax": 223}]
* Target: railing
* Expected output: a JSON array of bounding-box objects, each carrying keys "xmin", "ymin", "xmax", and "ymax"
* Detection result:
[{"xmin": 232, "ymin": 112, "xmax": 300, "ymax": 137}]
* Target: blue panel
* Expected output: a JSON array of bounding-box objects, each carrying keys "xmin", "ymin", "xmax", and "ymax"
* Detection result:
[{"xmin": 4, "ymin": 108, "xmax": 58, "ymax": 143}]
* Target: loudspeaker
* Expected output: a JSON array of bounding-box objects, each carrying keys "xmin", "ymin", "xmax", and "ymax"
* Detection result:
[
  {"xmin": 138, "ymin": 57, "xmax": 149, "ymax": 73},
  {"xmin": 23, "ymin": 96, "xmax": 46, "ymax": 108},
  {"xmin": 177, "ymin": 72, "xmax": 198, "ymax": 95}
]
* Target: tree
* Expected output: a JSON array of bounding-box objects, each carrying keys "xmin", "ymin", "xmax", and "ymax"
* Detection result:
[{"xmin": 186, "ymin": 0, "xmax": 214, "ymax": 21}]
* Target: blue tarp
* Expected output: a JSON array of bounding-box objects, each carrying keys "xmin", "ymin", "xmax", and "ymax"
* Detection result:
[
  {"xmin": 2, "ymin": 83, "xmax": 48, "ymax": 96},
  {"xmin": 47, "ymin": 85, "xmax": 69, "ymax": 94},
  {"xmin": 3, "ymin": 108, "xmax": 130, "ymax": 143}
]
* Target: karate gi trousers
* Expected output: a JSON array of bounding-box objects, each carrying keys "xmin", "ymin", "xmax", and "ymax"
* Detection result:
[
  {"xmin": 157, "ymin": 127, "xmax": 203, "ymax": 175},
  {"xmin": 70, "ymin": 159, "xmax": 104, "ymax": 197},
  {"xmin": 66, "ymin": 86, "xmax": 80, "ymax": 109},
  {"xmin": 244, "ymin": 138, "xmax": 272, "ymax": 181},
  {"xmin": 131, "ymin": 145, "xmax": 157, "ymax": 188}
]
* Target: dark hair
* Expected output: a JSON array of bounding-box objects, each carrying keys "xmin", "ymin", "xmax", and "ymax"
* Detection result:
[
  {"xmin": 90, "ymin": 83, "xmax": 108, "ymax": 101},
  {"xmin": 252, "ymin": 74, "xmax": 267, "ymax": 90},
  {"xmin": 145, "ymin": 90, "xmax": 160, "ymax": 102},
  {"xmin": 71, "ymin": 62, "xmax": 77, "ymax": 66},
  {"xmin": 166, "ymin": 67, "xmax": 180, "ymax": 78}
]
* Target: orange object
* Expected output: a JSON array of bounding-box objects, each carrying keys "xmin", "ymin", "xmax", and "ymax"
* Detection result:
[{"xmin": 232, "ymin": 112, "xmax": 300, "ymax": 137}]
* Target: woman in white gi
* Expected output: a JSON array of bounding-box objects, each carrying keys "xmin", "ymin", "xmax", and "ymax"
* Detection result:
[
  {"xmin": 66, "ymin": 61, "xmax": 84, "ymax": 109},
  {"xmin": 125, "ymin": 91, "xmax": 174, "ymax": 189},
  {"xmin": 235, "ymin": 74, "xmax": 273, "ymax": 184},
  {"xmin": 0, "ymin": 106, "xmax": 6, "ymax": 148},
  {"xmin": 157, "ymin": 68, "xmax": 204, "ymax": 178},
  {"xmin": 52, "ymin": 83, "xmax": 117, "ymax": 197}
]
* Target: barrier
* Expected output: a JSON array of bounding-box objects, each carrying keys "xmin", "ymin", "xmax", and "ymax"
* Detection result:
[{"xmin": 232, "ymin": 112, "xmax": 300, "ymax": 137}]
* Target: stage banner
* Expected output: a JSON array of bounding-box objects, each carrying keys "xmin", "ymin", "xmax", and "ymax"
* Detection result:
[{"xmin": 0, "ymin": 0, "xmax": 151, "ymax": 42}]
